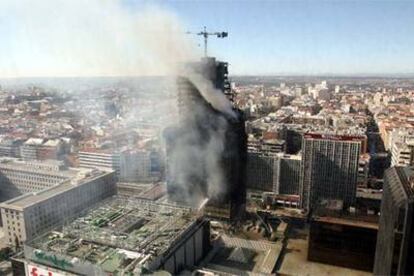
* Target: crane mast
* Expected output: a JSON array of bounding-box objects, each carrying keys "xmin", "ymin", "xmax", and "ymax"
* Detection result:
[{"xmin": 187, "ymin": 26, "xmax": 228, "ymax": 57}]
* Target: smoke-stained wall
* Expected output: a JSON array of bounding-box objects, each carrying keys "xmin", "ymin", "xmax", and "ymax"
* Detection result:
[{"xmin": 165, "ymin": 58, "xmax": 247, "ymax": 219}]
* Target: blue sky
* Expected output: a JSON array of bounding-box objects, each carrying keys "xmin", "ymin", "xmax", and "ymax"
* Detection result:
[
  {"xmin": 143, "ymin": 0, "xmax": 414, "ymax": 75},
  {"xmin": 1, "ymin": 0, "xmax": 413, "ymax": 77}
]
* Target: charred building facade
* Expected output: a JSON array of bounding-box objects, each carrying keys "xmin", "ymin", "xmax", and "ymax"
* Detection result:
[{"xmin": 165, "ymin": 57, "xmax": 247, "ymax": 220}]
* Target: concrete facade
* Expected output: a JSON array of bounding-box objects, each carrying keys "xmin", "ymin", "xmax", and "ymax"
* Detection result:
[
  {"xmin": 374, "ymin": 166, "xmax": 414, "ymax": 275},
  {"xmin": 300, "ymin": 133, "xmax": 362, "ymax": 210},
  {"xmin": 0, "ymin": 169, "xmax": 115, "ymax": 247},
  {"xmin": 0, "ymin": 159, "xmax": 76, "ymax": 201},
  {"xmin": 246, "ymin": 152, "xmax": 301, "ymax": 195},
  {"xmin": 79, "ymin": 150, "xmax": 121, "ymax": 178}
]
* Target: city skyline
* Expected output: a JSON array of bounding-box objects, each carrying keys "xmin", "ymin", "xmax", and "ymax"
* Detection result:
[
  {"xmin": 1, "ymin": 1, "xmax": 414, "ymax": 275},
  {"xmin": 0, "ymin": 52, "xmax": 413, "ymax": 274}
]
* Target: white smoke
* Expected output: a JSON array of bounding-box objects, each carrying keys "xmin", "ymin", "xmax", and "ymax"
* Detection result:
[
  {"xmin": 187, "ymin": 72, "xmax": 236, "ymax": 119},
  {"xmin": 0, "ymin": 0, "xmax": 237, "ymax": 207},
  {"xmin": 0, "ymin": 0, "xmax": 236, "ymax": 117},
  {"xmin": 204, "ymin": 115, "xmax": 228, "ymax": 198},
  {"xmin": 166, "ymin": 111, "xmax": 230, "ymax": 207},
  {"xmin": 0, "ymin": 0, "xmax": 197, "ymax": 77}
]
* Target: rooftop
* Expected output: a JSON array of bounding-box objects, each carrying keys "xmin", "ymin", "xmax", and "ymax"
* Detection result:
[
  {"xmin": 24, "ymin": 138, "xmax": 44, "ymax": 145},
  {"xmin": 312, "ymin": 207, "xmax": 379, "ymax": 230},
  {"xmin": 0, "ymin": 157, "xmax": 76, "ymax": 177},
  {"xmin": 43, "ymin": 139, "xmax": 61, "ymax": 147},
  {"xmin": 278, "ymin": 235, "xmax": 371, "ymax": 276},
  {"xmin": 198, "ymin": 234, "xmax": 283, "ymax": 275},
  {"xmin": 26, "ymin": 196, "xmax": 201, "ymax": 275}
]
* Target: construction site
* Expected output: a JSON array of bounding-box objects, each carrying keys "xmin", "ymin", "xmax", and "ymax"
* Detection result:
[{"xmin": 22, "ymin": 196, "xmax": 210, "ymax": 275}]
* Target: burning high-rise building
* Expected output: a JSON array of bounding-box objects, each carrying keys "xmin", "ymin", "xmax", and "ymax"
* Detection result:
[{"xmin": 165, "ymin": 57, "xmax": 247, "ymax": 220}]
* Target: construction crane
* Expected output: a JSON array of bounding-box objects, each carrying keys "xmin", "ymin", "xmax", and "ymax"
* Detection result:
[{"xmin": 186, "ymin": 26, "xmax": 228, "ymax": 57}]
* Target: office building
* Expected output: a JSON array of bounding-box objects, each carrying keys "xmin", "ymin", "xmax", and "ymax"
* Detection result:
[
  {"xmin": 37, "ymin": 139, "xmax": 62, "ymax": 160},
  {"xmin": 166, "ymin": 57, "xmax": 247, "ymax": 220},
  {"xmin": 246, "ymin": 152, "xmax": 301, "ymax": 195},
  {"xmin": 0, "ymin": 138, "xmax": 23, "ymax": 157},
  {"xmin": 20, "ymin": 138, "xmax": 44, "ymax": 161},
  {"xmin": 246, "ymin": 152, "xmax": 278, "ymax": 192},
  {"xmin": 0, "ymin": 158, "xmax": 76, "ymax": 201},
  {"xmin": 18, "ymin": 138, "xmax": 63, "ymax": 161},
  {"xmin": 119, "ymin": 150, "xmax": 155, "ymax": 183},
  {"xmin": 300, "ymin": 133, "xmax": 363, "ymax": 210},
  {"xmin": 79, "ymin": 149, "xmax": 121, "ymax": 178},
  {"xmin": 80, "ymin": 148, "xmax": 157, "ymax": 183},
  {"xmin": 278, "ymin": 154, "xmax": 301, "ymax": 195},
  {"xmin": 0, "ymin": 168, "xmax": 115, "ymax": 247},
  {"xmin": 374, "ymin": 166, "xmax": 414, "ymax": 275},
  {"xmin": 17, "ymin": 196, "xmax": 210, "ymax": 275}
]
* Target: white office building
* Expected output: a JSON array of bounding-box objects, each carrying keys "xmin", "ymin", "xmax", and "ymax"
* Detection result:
[
  {"xmin": 0, "ymin": 168, "xmax": 115, "ymax": 247},
  {"xmin": 79, "ymin": 149, "xmax": 121, "ymax": 178},
  {"xmin": 0, "ymin": 159, "xmax": 76, "ymax": 201}
]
